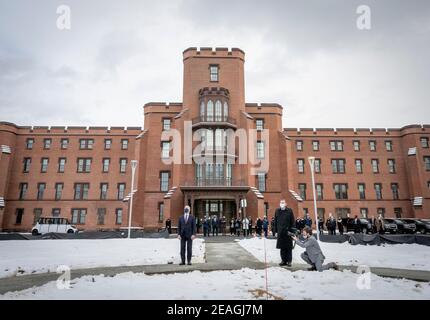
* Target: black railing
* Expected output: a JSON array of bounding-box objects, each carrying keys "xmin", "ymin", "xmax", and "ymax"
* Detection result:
[
  {"xmin": 192, "ymin": 116, "xmax": 237, "ymax": 126},
  {"xmin": 183, "ymin": 178, "xmax": 246, "ymax": 187}
]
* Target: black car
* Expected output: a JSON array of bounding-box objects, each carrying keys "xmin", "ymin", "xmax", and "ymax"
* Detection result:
[
  {"xmin": 342, "ymin": 218, "xmax": 372, "ymax": 234},
  {"xmin": 382, "ymin": 219, "xmax": 398, "ymax": 234},
  {"xmin": 411, "ymin": 219, "xmax": 430, "ymax": 234},
  {"xmin": 387, "ymin": 218, "xmax": 416, "ymax": 234}
]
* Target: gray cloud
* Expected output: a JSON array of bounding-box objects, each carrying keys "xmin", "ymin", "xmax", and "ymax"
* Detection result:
[{"xmin": 0, "ymin": 0, "xmax": 429, "ymax": 128}]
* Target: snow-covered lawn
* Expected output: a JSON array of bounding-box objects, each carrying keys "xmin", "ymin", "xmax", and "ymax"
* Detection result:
[
  {"xmin": 1, "ymin": 268, "xmax": 429, "ymax": 300},
  {"xmin": 239, "ymin": 238, "xmax": 430, "ymax": 271},
  {"xmin": 0, "ymin": 239, "xmax": 205, "ymax": 278}
]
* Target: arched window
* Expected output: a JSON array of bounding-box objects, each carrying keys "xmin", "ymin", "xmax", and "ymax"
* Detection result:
[
  {"xmin": 207, "ymin": 100, "xmax": 214, "ymax": 121},
  {"xmin": 200, "ymin": 101, "xmax": 205, "ymax": 118},
  {"xmin": 223, "ymin": 102, "xmax": 229, "ymax": 121},
  {"xmin": 215, "ymin": 100, "xmax": 222, "ymax": 121}
]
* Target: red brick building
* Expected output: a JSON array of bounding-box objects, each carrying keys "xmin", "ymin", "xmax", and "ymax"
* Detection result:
[{"xmin": 1, "ymin": 47, "xmax": 429, "ymax": 232}]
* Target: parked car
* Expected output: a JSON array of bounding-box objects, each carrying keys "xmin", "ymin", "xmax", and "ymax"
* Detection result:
[
  {"xmin": 413, "ymin": 219, "xmax": 430, "ymax": 234},
  {"xmin": 386, "ymin": 218, "xmax": 416, "ymax": 234},
  {"xmin": 382, "ymin": 219, "xmax": 398, "ymax": 234},
  {"xmin": 342, "ymin": 218, "xmax": 372, "ymax": 234},
  {"xmin": 32, "ymin": 217, "xmax": 78, "ymax": 235}
]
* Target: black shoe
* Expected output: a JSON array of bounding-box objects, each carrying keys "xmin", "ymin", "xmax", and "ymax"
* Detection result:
[
  {"xmin": 187, "ymin": 262, "xmax": 192, "ymax": 265},
  {"xmin": 279, "ymin": 262, "xmax": 287, "ymax": 266},
  {"xmin": 286, "ymin": 262, "xmax": 292, "ymax": 267},
  {"xmin": 308, "ymin": 265, "xmax": 317, "ymax": 271},
  {"xmin": 179, "ymin": 262, "xmax": 185, "ymax": 265}
]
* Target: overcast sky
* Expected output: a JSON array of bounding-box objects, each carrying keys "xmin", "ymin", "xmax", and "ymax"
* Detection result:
[{"xmin": 0, "ymin": 0, "xmax": 429, "ymax": 129}]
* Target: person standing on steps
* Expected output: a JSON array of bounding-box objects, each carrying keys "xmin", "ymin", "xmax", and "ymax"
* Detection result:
[
  {"xmin": 273, "ymin": 199, "xmax": 295, "ymax": 267},
  {"xmin": 177, "ymin": 205, "xmax": 196, "ymax": 265}
]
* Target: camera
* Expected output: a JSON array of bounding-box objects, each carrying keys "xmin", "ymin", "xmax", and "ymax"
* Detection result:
[{"xmin": 287, "ymin": 228, "xmax": 300, "ymax": 237}]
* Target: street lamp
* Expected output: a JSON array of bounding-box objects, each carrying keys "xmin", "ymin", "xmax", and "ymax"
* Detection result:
[
  {"xmin": 127, "ymin": 160, "xmax": 138, "ymax": 239},
  {"xmin": 308, "ymin": 156, "xmax": 320, "ymax": 241}
]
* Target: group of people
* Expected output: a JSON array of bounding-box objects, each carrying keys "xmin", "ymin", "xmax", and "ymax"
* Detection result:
[{"xmin": 177, "ymin": 200, "xmax": 338, "ymax": 272}]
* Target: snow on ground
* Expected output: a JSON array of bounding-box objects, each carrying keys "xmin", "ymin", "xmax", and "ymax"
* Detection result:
[
  {"xmin": 1, "ymin": 268, "xmax": 429, "ymax": 300},
  {"xmin": 0, "ymin": 239, "xmax": 205, "ymax": 278},
  {"xmin": 239, "ymin": 237, "xmax": 430, "ymax": 271}
]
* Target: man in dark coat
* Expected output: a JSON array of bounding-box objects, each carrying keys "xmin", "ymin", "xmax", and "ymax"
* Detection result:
[
  {"xmin": 273, "ymin": 199, "xmax": 295, "ymax": 267},
  {"xmin": 165, "ymin": 218, "xmax": 172, "ymax": 234},
  {"xmin": 177, "ymin": 205, "xmax": 196, "ymax": 265}
]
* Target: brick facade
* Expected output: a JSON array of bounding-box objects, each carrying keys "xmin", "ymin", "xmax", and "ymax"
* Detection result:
[{"xmin": 0, "ymin": 47, "xmax": 429, "ymax": 232}]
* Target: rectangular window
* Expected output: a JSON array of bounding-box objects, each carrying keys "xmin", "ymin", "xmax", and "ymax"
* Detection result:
[
  {"xmin": 424, "ymin": 156, "xmax": 430, "ymax": 171},
  {"xmin": 120, "ymin": 158, "xmax": 127, "ymax": 173},
  {"xmin": 15, "ymin": 208, "xmax": 24, "ymax": 225},
  {"xmin": 369, "ymin": 140, "xmax": 376, "ymax": 151},
  {"xmin": 210, "ymin": 65, "xmax": 219, "ymax": 82},
  {"xmin": 298, "ymin": 183, "xmax": 306, "ymax": 200},
  {"xmin": 77, "ymin": 158, "xmax": 92, "ymax": 173},
  {"xmin": 100, "ymin": 183, "xmax": 108, "ymax": 200},
  {"xmin": 43, "ymin": 139, "xmax": 52, "ymax": 149},
  {"xmin": 335, "ymin": 208, "xmax": 351, "ymax": 219},
  {"xmin": 158, "ymin": 203, "xmax": 164, "ymax": 222},
  {"xmin": 312, "ymin": 140, "xmax": 320, "ymax": 151},
  {"xmin": 102, "ymin": 158, "xmax": 110, "ymax": 173},
  {"xmin": 358, "ymin": 183, "xmax": 366, "ymax": 200},
  {"xmin": 71, "ymin": 209, "xmax": 86, "ymax": 225},
  {"xmin": 257, "ymin": 141, "xmax": 265, "ymax": 159},
  {"xmin": 391, "ymin": 183, "xmax": 399, "ymax": 200},
  {"xmin": 371, "ymin": 159, "xmax": 379, "ymax": 173},
  {"xmin": 257, "ymin": 172, "xmax": 266, "ymax": 192},
  {"xmin": 41, "ymin": 158, "xmax": 49, "ymax": 173},
  {"xmin": 117, "ymin": 183, "xmax": 126, "ymax": 200},
  {"xmin": 23, "ymin": 157, "xmax": 31, "ymax": 173},
  {"xmin": 52, "ymin": 208, "xmax": 61, "ymax": 217},
  {"xmin": 161, "ymin": 142, "xmax": 170, "ymax": 159},
  {"xmin": 297, "ymin": 159, "xmax": 305, "ymax": 173},
  {"xmin": 97, "ymin": 208, "xmax": 106, "ymax": 225},
  {"xmin": 296, "ymin": 140, "xmax": 303, "ymax": 151},
  {"xmin": 104, "ymin": 139, "xmax": 112, "ymax": 150},
  {"xmin": 116, "ymin": 208, "xmax": 123, "ymax": 225},
  {"xmin": 160, "ymin": 172, "xmax": 169, "ymax": 192},
  {"xmin": 19, "ymin": 183, "xmax": 28, "ymax": 200},
  {"xmin": 375, "ymin": 183, "xmax": 383, "ymax": 200},
  {"xmin": 121, "ymin": 139, "xmax": 129, "ymax": 150},
  {"xmin": 55, "ymin": 183, "xmax": 63, "ymax": 200},
  {"xmin": 360, "ymin": 208, "xmax": 368, "ymax": 218},
  {"xmin": 74, "ymin": 183, "xmax": 89, "ymax": 200},
  {"xmin": 394, "ymin": 208, "xmax": 402, "ymax": 218},
  {"xmin": 58, "ymin": 158, "xmax": 66, "ymax": 173},
  {"xmin": 162, "ymin": 118, "xmax": 171, "ymax": 131},
  {"xmin": 388, "ymin": 159, "xmax": 396, "ymax": 173},
  {"xmin": 331, "ymin": 159, "xmax": 346, "ymax": 174},
  {"xmin": 330, "ymin": 140, "xmax": 344, "ymax": 151},
  {"xmin": 420, "ymin": 137, "xmax": 429, "ymax": 148},
  {"xmin": 61, "ymin": 138, "xmax": 69, "ymax": 149},
  {"xmin": 334, "ymin": 184, "xmax": 348, "ymax": 200},
  {"xmin": 37, "ymin": 183, "xmax": 46, "ymax": 200},
  {"xmin": 33, "ymin": 208, "xmax": 42, "ymax": 224},
  {"xmin": 385, "ymin": 140, "xmax": 393, "ymax": 151},
  {"xmin": 377, "ymin": 208, "xmax": 385, "ymax": 217},
  {"xmin": 355, "ymin": 159, "xmax": 363, "ymax": 173},
  {"xmin": 256, "ymin": 119, "xmax": 264, "ymax": 131},
  {"xmin": 264, "ymin": 202, "xmax": 269, "ymax": 217},
  {"xmin": 353, "ymin": 140, "xmax": 360, "ymax": 151},
  {"xmin": 314, "ymin": 159, "xmax": 321, "ymax": 173},
  {"xmin": 26, "ymin": 138, "xmax": 34, "ymax": 149},
  {"xmin": 316, "ymin": 184, "xmax": 323, "ymax": 200},
  {"xmin": 79, "ymin": 139, "xmax": 94, "ymax": 150}
]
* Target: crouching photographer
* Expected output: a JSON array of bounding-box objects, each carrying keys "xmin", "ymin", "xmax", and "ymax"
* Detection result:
[{"xmin": 291, "ymin": 226, "xmax": 339, "ymax": 272}]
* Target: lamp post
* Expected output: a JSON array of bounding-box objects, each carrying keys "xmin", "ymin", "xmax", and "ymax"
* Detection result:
[
  {"xmin": 127, "ymin": 160, "xmax": 138, "ymax": 239},
  {"xmin": 308, "ymin": 156, "xmax": 320, "ymax": 241}
]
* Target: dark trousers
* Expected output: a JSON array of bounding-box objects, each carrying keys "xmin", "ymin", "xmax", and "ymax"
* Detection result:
[
  {"xmin": 280, "ymin": 248, "xmax": 292, "ymax": 263},
  {"xmin": 264, "ymin": 228, "xmax": 268, "ymax": 238},
  {"xmin": 212, "ymin": 226, "xmax": 218, "ymax": 236},
  {"xmin": 203, "ymin": 228, "xmax": 209, "ymax": 237},
  {"xmin": 180, "ymin": 237, "xmax": 193, "ymax": 263}
]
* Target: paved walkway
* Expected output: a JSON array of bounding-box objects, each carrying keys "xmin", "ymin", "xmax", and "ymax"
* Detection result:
[{"xmin": 0, "ymin": 237, "xmax": 429, "ymax": 295}]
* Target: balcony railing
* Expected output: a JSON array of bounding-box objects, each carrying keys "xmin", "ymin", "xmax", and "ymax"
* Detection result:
[
  {"xmin": 182, "ymin": 178, "xmax": 246, "ymax": 187},
  {"xmin": 192, "ymin": 116, "xmax": 237, "ymax": 127}
]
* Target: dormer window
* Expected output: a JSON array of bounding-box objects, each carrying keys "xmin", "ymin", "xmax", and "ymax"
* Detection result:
[{"xmin": 210, "ymin": 65, "xmax": 219, "ymax": 82}]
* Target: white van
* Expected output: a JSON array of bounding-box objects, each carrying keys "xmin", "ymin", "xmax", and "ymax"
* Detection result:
[{"xmin": 32, "ymin": 217, "xmax": 78, "ymax": 235}]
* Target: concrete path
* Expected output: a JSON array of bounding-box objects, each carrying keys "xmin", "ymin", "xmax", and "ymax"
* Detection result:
[{"xmin": 0, "ymin": 237, "xmax": 429, "ymax": 295}]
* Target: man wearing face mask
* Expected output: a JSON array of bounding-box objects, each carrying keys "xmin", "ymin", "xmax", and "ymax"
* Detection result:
[
  {"xmin": 273, "ymin": 199, "xmax": 295, "ymax": 267},
  {"xmin": 177, "ymin": 205, "xmax": 196, "ymax": 265}
]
